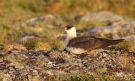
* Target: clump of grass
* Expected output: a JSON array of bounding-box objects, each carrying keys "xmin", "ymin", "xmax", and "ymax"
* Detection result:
[
  {"xmin": 64, "ymin": 73, "xmax": 135, "ymax": 81},
  {"xmin": 129, "ymin": 75, "xmax": 135, "ymax": 81},
  {"xmin": 63, "ymin": 74, "xmax": 95, "ymax": 81},
  {"xmin": 63, "ymin": 73, "xmax": 115, "ymax": 81},
  {"xmin": 21, "ymin": 39, "xmax": 38, "ymax": 50},
  {"xmin": 35, "ymin": 42, "xmax": 51, "ymax": 51},
  {"xmin": 96, "ymin": 68, "xmax": 107, "ymax": 74},
  {"xmin": 110, "ymin": 41, "xmax": 135, "ymax": 52},
  {"xmin": 76, "ymin": 20, "xmax": 107, "ymax": 31},
  {"xmin": 109, "ymin": 41, "xmax": 129, "ymax": 51},
  {"xmin": 0, "ymin": 79, "xmax": 2, "ymax": 81},
  {"xmin": 4, "ymin": 43, "xmax": 26, "ymax": 51},
  {"xmin": 49, "ymin": 40, "xmax": 64, "ymax": 50}
]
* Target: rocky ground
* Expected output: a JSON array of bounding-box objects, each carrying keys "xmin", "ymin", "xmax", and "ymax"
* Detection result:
[{"xmin": 0, "ymin": 47, "xmax": 135, "ymax": 81}]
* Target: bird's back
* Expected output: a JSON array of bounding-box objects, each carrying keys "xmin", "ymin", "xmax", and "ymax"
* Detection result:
[{"xmin": 68, "ymin": 36, "xmax": 124, "ymax": 51}]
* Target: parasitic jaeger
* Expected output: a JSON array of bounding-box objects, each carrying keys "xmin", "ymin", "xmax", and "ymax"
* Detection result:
[{"xmin": 64, "ymin": 24, "xmax": 124, "ymax": 54}]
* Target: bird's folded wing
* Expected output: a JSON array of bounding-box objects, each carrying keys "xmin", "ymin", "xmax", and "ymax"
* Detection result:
[
  {"xmin": 68, "ymin": 36, "xmax": 124, "ymax": 50},
  {"xmin": 68, "ymin": 36, "xmax": 105, "ymax": 50}
]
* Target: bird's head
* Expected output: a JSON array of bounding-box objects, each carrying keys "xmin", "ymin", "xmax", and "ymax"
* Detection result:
[{"xmin": 64, "ymin": 23, "xmax": 77, "ymax": 39}]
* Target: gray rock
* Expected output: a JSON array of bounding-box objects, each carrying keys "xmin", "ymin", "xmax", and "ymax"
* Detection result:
[
  {"xmin": 88, "ymin": 26, "xmax": 122, "ymax": 38},
  {"xmin": 88, "ymin": 20, "xmax": 135, "ymax": 38},
  {"xmin": 81, "ymin": 11, "xmax": 125, "ymax": 26},
  {"xmin": 19, "ymin": 35, "xmax": 38, "ymax": 42},
  {"xmin": 21, "ymin": 16, "xmax": 45, "ymax": 27}
]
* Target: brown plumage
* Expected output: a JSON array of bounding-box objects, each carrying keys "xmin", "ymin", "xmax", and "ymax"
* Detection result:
[
  {"xmin": 64, "ymin": 24, "xmax": 124, "ymax": 54},
  {"xmin": 68, "ymin": 36, "xmax": 124, "ymax": 51}
]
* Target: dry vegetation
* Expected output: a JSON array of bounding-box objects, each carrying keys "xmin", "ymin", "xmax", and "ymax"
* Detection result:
[{"xmin": 0, "ymin": 0, "xmax": 135, "ymax": 81}]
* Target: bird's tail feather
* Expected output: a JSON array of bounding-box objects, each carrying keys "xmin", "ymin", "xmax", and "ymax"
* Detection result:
[{"xmin": 109, "ymin": 39, "xmax": 124, "ymax": 45}]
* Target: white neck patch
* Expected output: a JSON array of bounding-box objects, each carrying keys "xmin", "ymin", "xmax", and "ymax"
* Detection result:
[{"xmin": 66, "ymin": 27, "xmax": 77, "ymax": 39}]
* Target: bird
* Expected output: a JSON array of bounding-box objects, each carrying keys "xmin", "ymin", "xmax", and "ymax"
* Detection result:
[{"xmin": 64, "ymin": 24, "xmax": 124, "ymax": 54}]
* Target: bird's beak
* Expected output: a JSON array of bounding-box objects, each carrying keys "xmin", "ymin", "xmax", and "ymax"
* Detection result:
[{"xmin": 64, "ymin": 27, "xmax": 67, "ymax": 32}]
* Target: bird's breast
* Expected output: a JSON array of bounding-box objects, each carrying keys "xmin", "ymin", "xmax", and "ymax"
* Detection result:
[{"xmin": 66, "ymin": 47, "xmax": 86, "ymax": 54}]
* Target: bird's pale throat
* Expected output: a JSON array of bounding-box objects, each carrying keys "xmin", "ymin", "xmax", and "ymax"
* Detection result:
[{"xmin": 66, "ymin": 27, "xmax": 77, "ymax": 39}]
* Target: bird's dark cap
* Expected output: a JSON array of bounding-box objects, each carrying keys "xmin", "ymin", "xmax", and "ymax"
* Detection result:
[{"xmin": 65, "ymin": 23, "xmax": 74, "ymax": 30}]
